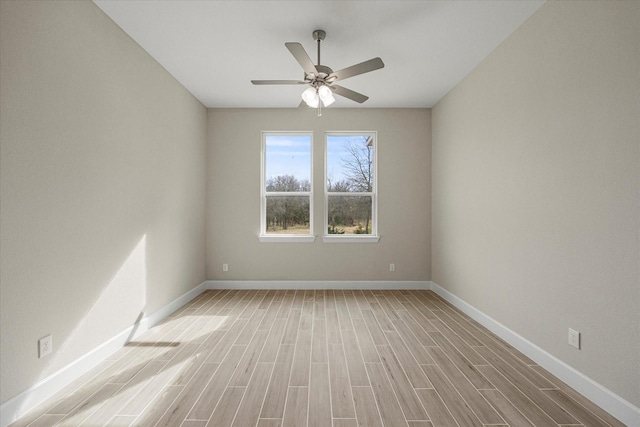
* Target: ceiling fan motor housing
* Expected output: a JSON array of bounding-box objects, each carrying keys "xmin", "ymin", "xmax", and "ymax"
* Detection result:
[{"xmin": 312, "ymin": 30, "xmax": 326, "ymax": 41}]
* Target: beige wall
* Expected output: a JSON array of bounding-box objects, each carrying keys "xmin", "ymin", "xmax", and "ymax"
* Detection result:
[
  {"xmin": 207, "ymin": 108, "xmax": 431, "ymax": 282},
  {"xmin": 0, "ymin": 0, "xmax": 207, "ymax": 403},
  {"xmin": 432, "ymin": 0, "xmax": 639, "ymax": 407}
]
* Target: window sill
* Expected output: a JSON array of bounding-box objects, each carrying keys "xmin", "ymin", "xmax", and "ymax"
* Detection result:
[
  {"xmin": 258, "ymin": 235, "xmax": 316, "ymax": 243},
  {"xmin": 322, "ymin": 235, "xmax": 380, "ymax": 243}
]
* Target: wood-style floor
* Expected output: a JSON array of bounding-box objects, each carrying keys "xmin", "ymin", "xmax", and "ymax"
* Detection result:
[{"xmin": 10, "ymin": 289, "xmax": 624, "ymax": 427}]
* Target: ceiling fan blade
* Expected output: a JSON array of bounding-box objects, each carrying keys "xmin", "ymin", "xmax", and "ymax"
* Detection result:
[
  {"xmin": 331, "ymin": 85, "xmax": 369, "ymax": 103},
  {"xmin": 285, "ymin": 42, "xmax": 318, "ymax": 75},
  {"xmin": 251, "ymin": 80, "xmax": 306, "ymax": 85},
  {"xmin": 331, "ymin": 57, "xmax": 384, "ymax": 81}
]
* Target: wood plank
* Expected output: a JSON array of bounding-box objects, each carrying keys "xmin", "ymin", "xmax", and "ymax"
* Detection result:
[
  {"xmin": 374, "ymin": 293, "xmax": 401, "ymax": 320},
  {"xmin": 282, "ymin": 387, "xmax": 308, "ymax": 427},
  {"xmin": 376, "ymin": 345, "xmax": 428, "ymax": 421},
  {"xmin": 427, "ymin": 328, "xmax": 486, "ymax": 367},
  {"xmin": 289, "ymin": 330, "xmax": 312, "ymax": 386},
  {"xmin": 276, "ymin": 290, "xmax": 294, "ymax": 318},
  {"xmin": 291, "ymin": 290, "xmax": 304, "ymax": 309},
  {"xmin": 396, "ymin": 310, "xmax": 436, "ymax": 347},
  {"xmin": 428, "ymin": 332, "xmax": 492, "ymax": 389},
  {"xmin": 132, "ymin": 385, "xmax": 184, "ymax": 427},
  {"xmin": 205, "ymin": 318, "xmax": 248, "ymax": 363},
  {"xmin": 78, "ymin": 361, "xmax": 167, "ymax": 425},
  {"xmin": 187, "ymin": 345, "xmax": 247, "ymax": 420},
  {"xmin": 474, "ymin": 346, "xmax": 579, "ymax": 424},
  {"xmin": 415, "ymin": 389, "xmax": 458, "ymax": 427},
  {"xmin": 232, "ymin": 362, "xmax": 274, "ymax": 426},
  {"xmin": 474, "ymin": 337, "xmax": 554, "ymax": 389},
  {"xmin": 475, "ymin": 365, "xmax": 560, "ymax": 427},
  {"xmin": 311, "ymin": 317, "xmax": 328, "ymax": 363},
  {"xmin": 343, "ymin": 290, "xmax": 363, "ymax": 319},
  {"xmin": 259, "ymin": 298, "xmax": 282, "ymax": 331},
  {"xmin": 361, "ymin": 310, "xmax": 388, "ymax": 345},
  {"xmin": 424, "ymin": 347, "xmax": 503, "ymax": 424},
  {"xmin": 257, "ymin": 419, "xmax": 283, "ymax": 427},
  {"xmin": 314, "ymin": 290, "xmax": 325, "ymax": 320},
  {"xmin": 366, "ymin": 362, "xmax": 409, "ymax": 427},
  {"xmin": 334, "ymin": 419, "xmax": 358, "ymax": 427},
  {"xmin": 326, "ymin": 308, "xmax": 342, "ymax": 345},
  {"xmin": 367, "ymin": 301, "xmax": 396, "ymax": 331},
  {"xmin": 56, "ymin": 383, "xmax": 123, "ymax": 426},
  {"xmin": 308, "ymin": 363, "xmax": 332, "ymax": 427},
  {"xmin": 106, "ymin": 415, "xmax": 135, "ymax": 426},
  {"xmin": 300, "ymin": 300, "xmax": 314, "ymax": 331},
  {"xmin": 117, "ymin": 359, "xmax": 186, "ymax": 416},
  {"xmin": 351, "ymin": 387, "xmax": 383, "ymax": 427},
  {"xmin": 342, "ymin": 329, "xmax": 370, "ymax": 387},
  {"xmin": 206, "ymin": 387, "xmax": 245, "ymax": 427},
  {"xmin": 352, "ymin": 318, "xmax": 380, "ymax": 363},
  {"xmin": 479, "ymin": 389, "xmax": 535, "ymax": 427},
  {"xmin": 383, "ymin": 331, "xmax": 433, "ymax": 387},
  {"xmin": 229, "ymin": 329, "xmax": 269, "ymax": 386},
  {"xmin": 261, "ymin": 344, "xmax": 296, "ymax": 419},
  {"xmin": 420, "ymin": 364, "xmax": 483, "ymax": 427},
  {"xmin": 334, "ymin": 291, "xmax": 352, "ymax": 330},
  {"xmin": 153, "ymin": 362, "xmax": 219, "ymax": 427},
  {"xmin": 235, "ymin": 308, "xmax": 266, "ymax": 344},
  {"xmin": 328, "ymin": 344, "xmax": 356, "ymax": 418},
  {"xmin": 545, "ymin": 389, "xmax": 620, "ymax": 427},
  {"xmin": 531, "ymin": 366, "xmax": 628, "ymax": 427},
  {"xmin": 281, "ymin": 309, "xmax": 301, "ymax": 345},
  {"xmin": 259, "ymin": 317, "xmax": 287, "ymax": 362}
]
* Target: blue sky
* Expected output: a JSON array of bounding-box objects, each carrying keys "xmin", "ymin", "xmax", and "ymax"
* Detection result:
[
  {"xmin": 265, "ymin": 135, "xmax": 311, "ymax": 182},
  {"xmin": 265, "ymin": 134, "xmax": 372, "ymax": 184}
]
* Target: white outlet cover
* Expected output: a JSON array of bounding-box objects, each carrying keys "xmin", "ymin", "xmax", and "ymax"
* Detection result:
[
  {"xmin": 568, "ymin": 328, "xmax": 580, "ymax": 349},
  {"xmin": 39, "ymin": 335, "xmax": 52, "ymax": 358}
]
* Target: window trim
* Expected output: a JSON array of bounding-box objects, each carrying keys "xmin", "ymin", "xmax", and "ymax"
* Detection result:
[
  {"xmin": 259, "ymin": 131, "xmax": 315, "ymax": 242},
  {"xmin": 323, "ymin": 131, "xmax": 379, "ymax": 242}
]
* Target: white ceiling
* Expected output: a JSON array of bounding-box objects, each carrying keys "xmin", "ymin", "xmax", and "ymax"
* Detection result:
[{"xmin": 93, "ymin": 0, "xmax": 545, "ymax": 109}]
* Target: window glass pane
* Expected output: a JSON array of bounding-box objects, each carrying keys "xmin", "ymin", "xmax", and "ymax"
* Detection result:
[
  {"xmin": 265, "ymin": 134, "xmax": 311, "ymax": 191},
  {"xmin": 266, "ymin": 196, "xmax": 310, "ymax": 234},
  {"xmin": 327, "ymin": 195, "xmax": 372, "ymax": 235},
  {"xmin": 327, "ymin": 135, "xmax": 374, "ymax": 193}
]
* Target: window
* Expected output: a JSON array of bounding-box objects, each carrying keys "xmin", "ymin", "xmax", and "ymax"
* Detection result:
[
  {"xmin": 259, "ymin": 132, "xmax": 314, "ymax": 242},
  {"xmin": 325, "ymin": 132, "xmax": 379, "ymax": 242}
]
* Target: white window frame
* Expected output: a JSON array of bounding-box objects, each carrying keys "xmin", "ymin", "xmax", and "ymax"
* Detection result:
[
  {"xmin": 259, "ymin": 131, "xmax": 315, "ymax": 243},
  {"xmin": 324, "ymin": 131, "xmax": 379, "ymax": 243}
]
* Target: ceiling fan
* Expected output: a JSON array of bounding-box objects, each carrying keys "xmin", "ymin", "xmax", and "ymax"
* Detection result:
[{"xmin": 251, "ymin": 30, "xmax": 384, "ymax": 114}]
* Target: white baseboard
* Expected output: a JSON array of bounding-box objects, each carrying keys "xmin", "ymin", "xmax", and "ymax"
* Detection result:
[
  {"xmin": 429, "ymin": 281, "xmax": 640, "ymax": 427},
  {"xmin": 146, "ymin": 280, "xmax": 210, "ymax": 328},
  {"xmin": 205, "ymin": 280, "xmax": 431, "ymax": 290},
  {"xmin": 0, "ymin": 281, "xmax": 209, "ymax": 427}
]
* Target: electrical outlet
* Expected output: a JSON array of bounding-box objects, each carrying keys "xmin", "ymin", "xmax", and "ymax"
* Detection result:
[
  {"xmin": 389, "ymin": 263, "xmax": 395, "ymax": 272},
  {"xmin": 222, "ymin": 263, "xmax": 228, "ymax": 272},
  {"xmin": 568, "ymin": 328, "xmax": 580, "ymax": 349},
  {"xmin": 39, "ymin": 335, "xmax": 52, "ymax": 358}
]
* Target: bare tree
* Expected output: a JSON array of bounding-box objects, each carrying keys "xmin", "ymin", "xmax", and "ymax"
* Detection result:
[
  {"xmin": 340, "ymin": 137, "xmax": 373, "ymax": 233},
  {"xmin": 341, "ymin": 137, "xmax": 373, "ymax": 192},
  {"xmin": 266, "ymin": 175, "xmax": 310, "ymax": 231}
]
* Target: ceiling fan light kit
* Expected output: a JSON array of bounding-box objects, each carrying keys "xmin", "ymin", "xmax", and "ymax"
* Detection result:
[{"xmin": 251, "ymin": 30, "xmax": 384, "ymax": 116}]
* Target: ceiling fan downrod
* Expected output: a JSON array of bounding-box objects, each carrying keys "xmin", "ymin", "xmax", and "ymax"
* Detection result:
[{"xmin": 312, "ymin": 30, "xmax": 325, "ymax": 66}]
